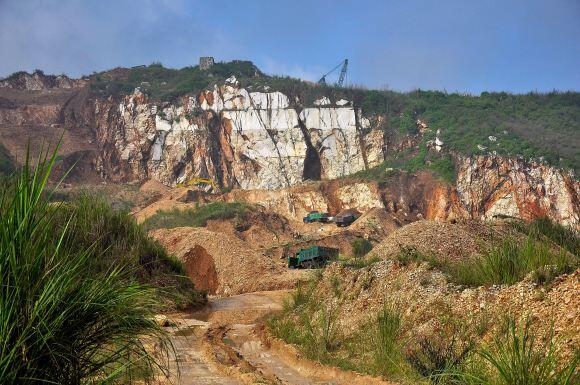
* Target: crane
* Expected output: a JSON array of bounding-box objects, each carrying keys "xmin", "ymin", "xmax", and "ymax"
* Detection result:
[{"xmin": 318, "ymin": 59, "xmax": 348, "ymax": 87}]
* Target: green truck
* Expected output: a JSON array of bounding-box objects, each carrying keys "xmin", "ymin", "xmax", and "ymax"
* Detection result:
[
  {"xmin": 287, "ymin": 246, "xmax": 339, "ymax": 268},
  {"xmin": 303, "ymin": 211, "xmax": 330, "ymax": 223}
]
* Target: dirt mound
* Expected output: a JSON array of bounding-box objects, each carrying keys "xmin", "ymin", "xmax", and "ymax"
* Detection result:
[
  {"xmin": 139, "ymin": 179, "xmax": 170, "ymax": 195},
  {"xmin": 182, "ymin": 245, "xmax": 219, "ymax": 294},
  {"xmin": 372, "ymin": 219, "xmax": 508, "ymax": 261},
  {"xmin": 311, "ymin": 261, "xmax": 579, "ymax": 361},
  {"xmin": 349, "ymin": 207, "xmax": 402, "ymax": 238},
  {"xmin": 151, "ymin": 227, "xmax": 308, "ymax": 296}
]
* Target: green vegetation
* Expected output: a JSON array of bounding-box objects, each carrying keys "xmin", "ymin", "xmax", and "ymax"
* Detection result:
[
  {"xmin": 54, "ymin": 192, "xmax": 204, "ymax": 308},
  {"xmin": 458, "ymin": 319, "xmax": 578, "ymax": 385},
  {"xmin": 345, "ymin": 145, "xmax": 457, "ymax": 184},
  {"xmin": 88, "ymin": 60, "xmax": 579, "ymax": 172},
  {"xmin": 268, "ymin": 274, "xmax": 415, "ymax": 380},
  {"xmin": 270, "ymin": 273, "xmax": 576, "ymax": 384},
  {"xmin": 90, "ymin": 60, "xmax": 260, "ymax": 101},
  {"xmin": 0, "ymin": 149, "xmax": 179, "ymax": 384},
  {"xmin": 514, "ymin": 217, "xmax": 579, "ymax": 256},
  {"xmin": 395, "ymin": 228, "xmax": 578, "ymax": 287},
  {"xmin": 351, "ymin": 237, "xmax": 373, "ymax": 257},
  {"xmin": 142, "ymin": 201, "xmax": 251, "ymax": 231}
]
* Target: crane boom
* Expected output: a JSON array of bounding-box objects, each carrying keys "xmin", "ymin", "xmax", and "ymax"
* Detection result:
[
  {"xmin": 337, "ymin": 59, "xmax": 348, "ymax": 87},
  {"xmin": 318, "ymin": 59, "xmax": 348, "ymax": 87}
]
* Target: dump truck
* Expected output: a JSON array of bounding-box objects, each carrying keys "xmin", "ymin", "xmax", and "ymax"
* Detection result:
[
  {"xmin": 302, "ymin": 211, "xmax": 330, "ymax": 223},
  {"xmin": 335, "ymin": 213, "xmax": 357, "ymax": 227},
  {"xmin": 287, "ymin": 246, "xmax": 339, "ymax": 268}
]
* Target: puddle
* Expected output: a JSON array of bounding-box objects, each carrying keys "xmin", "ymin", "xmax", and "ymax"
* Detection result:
[{"xmin": 174, "ymin": 325, "xmax": 200, "ymax": 337}]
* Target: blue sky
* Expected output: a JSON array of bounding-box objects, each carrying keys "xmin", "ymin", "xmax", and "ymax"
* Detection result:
[{"xmin": 0, "ymin": 0, "xmax": 579, "ymax": 93}]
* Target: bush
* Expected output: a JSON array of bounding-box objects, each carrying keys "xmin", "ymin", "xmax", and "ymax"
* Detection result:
[
  {"xmin": 352, "ymin": 237, "xmax": 373, "ymax": 257},
  {"xmin": 406, "ymin": 329, "xmax": 473, "ymax": 383},
  {"xmin": 53, "ymin": 192, "xmax": 204, "ymax": 309},
  {"xmin": 0, "ymin": 149, "xmax": 171, "ymax": 384},
  {"xmin": 142, "ymin": 202, "xmax": 250, "ymax": 231}
]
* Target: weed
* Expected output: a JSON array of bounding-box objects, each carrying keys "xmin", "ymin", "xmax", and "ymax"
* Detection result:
[{"xmin": 352, "ymin": 237, "xmax": 373, "ymax": 257}]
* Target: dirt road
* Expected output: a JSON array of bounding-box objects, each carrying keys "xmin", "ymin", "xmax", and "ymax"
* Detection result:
[{"xmin": 160, "ymin": 291, "xmax": 393, "ymax": 385}]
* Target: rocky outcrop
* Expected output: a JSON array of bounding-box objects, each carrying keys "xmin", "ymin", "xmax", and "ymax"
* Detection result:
[
  {"xmin": 0, "ymin": 71, "xmax": 86, "ymax": 90},
  {"xmin": 100, "ymin": 78, "xmax": 384, "ymax": 189},
  {"xmin": 455, "ymin": 155, "xmax": 579, "ymax": 227},
  {"xmin": 0, "ymin": 69, "xmax": 578, "ymax": 226}
]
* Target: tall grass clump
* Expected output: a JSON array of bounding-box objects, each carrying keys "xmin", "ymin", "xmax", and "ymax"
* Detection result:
[
  {"xmin": 370, "ymin": 306, "xmax": 404, "ymax": 376},
  {"xmin": 515, "ymin": 217, "xmax": 579, "ymax": 256},
  {"xmin": 459, "ymin": 318, "xmax": 578, "ymax": 385},
  {"xmin": 0, "ymin": 148, "xmax": 171, "ymax": 384}
]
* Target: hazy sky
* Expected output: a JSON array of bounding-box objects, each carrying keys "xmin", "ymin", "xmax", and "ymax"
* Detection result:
[{"xmin": 1, "ymin": 0, "xmax": 579, "ymax": 93}]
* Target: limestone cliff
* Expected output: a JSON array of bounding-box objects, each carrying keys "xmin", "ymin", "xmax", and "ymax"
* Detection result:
[
  {"xmin": 0, "ymin": 70, "xmax": 578, "ymax": 226},
  {"xmin": 95, "ymin": 76, "xmax": 384, "ymax": 189}
]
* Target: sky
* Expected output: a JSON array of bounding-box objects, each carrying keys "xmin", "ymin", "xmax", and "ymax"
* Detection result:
[{"xmin": 0, "ymin": 0, "xmax": 579, "ymax": 94}]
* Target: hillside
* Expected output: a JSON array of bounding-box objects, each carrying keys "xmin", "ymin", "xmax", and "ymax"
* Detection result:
[
  {"xmin": 83, "ymin": 62, "xmax": 580, "ymax": 172},
  {"xmin": 0, "ymin": 61, "xmax": 578, "ymax": 229},
  {"xmin": 2, "ymin": 61, "xmax": 578, "ymax": 172}
]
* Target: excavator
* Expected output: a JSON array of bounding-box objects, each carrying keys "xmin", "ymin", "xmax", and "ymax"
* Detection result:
[{"xmin": 176, "ymin": 177, "xmax": 218, "ymax": 193}]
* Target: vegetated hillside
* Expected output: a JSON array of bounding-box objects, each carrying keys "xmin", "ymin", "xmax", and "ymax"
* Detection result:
[{"xmin": 82, "ymin": 61, "xmax": 580, "ymax": 172}]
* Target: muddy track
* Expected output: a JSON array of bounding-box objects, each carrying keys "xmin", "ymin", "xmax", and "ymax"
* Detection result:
[{"xmin": 160, "ymin": 291, "xmax": 394, "ymax": 385}]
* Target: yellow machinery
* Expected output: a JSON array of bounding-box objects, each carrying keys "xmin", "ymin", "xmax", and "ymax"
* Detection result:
[{"xmin": 176, "ymin": 177, "xmax": 218, "ymax": 193}]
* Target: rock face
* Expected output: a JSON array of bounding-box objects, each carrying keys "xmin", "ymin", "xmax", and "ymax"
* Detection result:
[
  {"xmin": 0, "ymin": 70, "xmax": 578, "ymax": 226},
  {"xmin": 455, "ymin": 155, "xmax": 579, "ymax": 226},
  {"xmin": 0, "ymin": 71, "xmax": 86, "ymax": 90},
  {"xmin": 99, "ymin": 78, "xmax": 383, "ymax": 190}
]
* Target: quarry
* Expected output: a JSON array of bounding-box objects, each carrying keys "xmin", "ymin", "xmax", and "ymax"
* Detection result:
[{"xmin": 1, "ymin": 62, "xmax": 578, "ymax": 385}]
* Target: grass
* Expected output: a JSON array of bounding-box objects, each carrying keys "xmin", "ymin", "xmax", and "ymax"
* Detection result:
[
  {"xmin": 53, "ymin": 192, "xmax": 205, "ymax": 309},
  {"xmin": 352, "ymin": 237, "xmax": 373, "ymax": 257},
  {"xmin": 0, "ymin": 147, "xmax": 175, "ymax": 384},
  {"xmin": 395, "ymin": 230, "xmax": 578, "ymax": 287},
  {"xmin": 514, "ymin": 217, "xmax": 579, "ymax": 256},
  {"xmin": 142, "ymin": 201, "xmax": 251, "ymax": 231},
  {"xmin": 269, "ymin": 266, "xmax": 577, "ymax": 384},
  {"xmin": 269, "ymin": 274, "xmax": 413, "ymax": 381},
  {"xmin": 457, "ymin": 318, "xmax": 578, "ymax": 385}
]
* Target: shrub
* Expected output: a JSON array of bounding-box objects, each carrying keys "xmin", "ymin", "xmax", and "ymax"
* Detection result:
[
  {"xmin": 352, "ymin": 237, "xmax": 373, "ymax": 257},
  {"xmin": 406, "ymin": 330, "xmax": 473, "ymax": 383},
  {"xmin": 0, "ymin": 149, "xmax": 171, "ymax": 384},
  {"xmin": 53, "ymin": 192, "xmax": 204, "ymax": 309}
]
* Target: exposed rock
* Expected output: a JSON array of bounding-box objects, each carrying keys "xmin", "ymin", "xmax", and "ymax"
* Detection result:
[
  {"xmin": 455, "ymin": 155, "xmax": 579, "ymax": 226},
  {"xmin": 0, "ymin": 71, "xmax": 86, "ymax": 90}
]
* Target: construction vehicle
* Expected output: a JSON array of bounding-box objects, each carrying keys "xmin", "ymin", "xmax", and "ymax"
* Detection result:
[
  {"xmin": 335, "ymin": 213, "xmax": 358, "ymax": 227},
  {"xmin": 303, "ymin": 211, "xmax": 330, "ymax": 223},
  {"xmin": 288, "ymin": 246, "xmax": 339, "ymax": 269},
  {"xmin": 318, "ymin": 59, "xmax": 348, "ymax": 87},
  {"xmin": 176, "ymin": 177, "xmax": 217, "ymax": 193}
]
